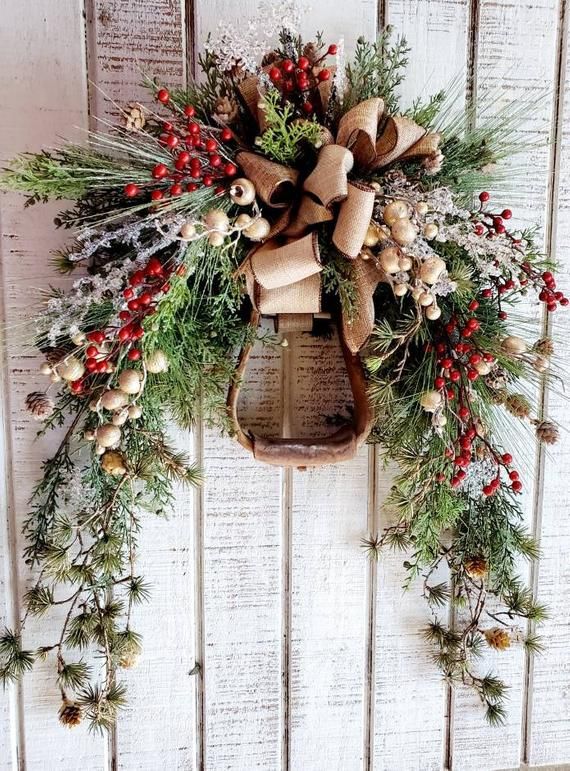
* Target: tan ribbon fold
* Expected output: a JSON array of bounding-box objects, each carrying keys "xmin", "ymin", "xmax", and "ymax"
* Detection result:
[{"xmin": 235, "ymin": 87, "xmax": 440, "ymax": 352}]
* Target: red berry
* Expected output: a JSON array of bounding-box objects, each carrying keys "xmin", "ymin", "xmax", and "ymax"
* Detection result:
[
  {"xmin": 123, "ymin": 288, "xmax": 134, "ymax": 300},
  {"xmin": 483, "ymin": 484, "xmax": 494, "ymax": 496},
  {"xmin": 170, "ymin": 183, "xmax": 183, "ymax": 196},
  {"xmin": 130, "ymin": 270, "xmax": 145, "ymax": 286},
  {"xmin": 184, "ymin": 105, "xmax": 195, "ymax": 117},
  {"xmin": 449, "ymin": 370, "xmax": 461, "ymax": 383},
  {"xmin": 328, "ymin": 44, "xmax": 338, "ymax": 55},
  {"xmin": 209, "ymin": 154, "xmax": 222, "ymax": 167},
  {"xmin": 441, "ymin": 358, "xmax": 453, "ymax": 369},
  {"xmin": 87, "ymin": 331, "xmax": 105, "ymax": 344},
  {"xmin": 150, "ymin": 189, "xmax": 164, "ymax": 201},
  {"xmin": 282, "ymin": 59, "xmax": 295, "ymax": 74},
  {"xmin": 127, "ymin": 299, "xmax": 140, "ymax": 312},
  {"xmin": 269, "ymin": 66, "xmax": 282, "ymax": 82},
  {"xmin": 479, "ymin": 191, "xmax": 490, "ymax": 202},
  {"xmin": 302, "ymin": 102, "xmax": 314, "ymax": 114},
  {"xmin": 190, "ymin": 168, "xmax": 201, "ymax": 179},
  {"xmin": 456, "ymin": 469, "xmax": 467, "ymax": 481},
  {"xmin": 156, "ymin": 88, "xmax": 169, "ymax": 103},
  {"xmin": 436, "ymin": 472, "xmax": 446, "ymax": 483},
  {"xmin": 165, "ymin": 134, "xmax": 179, "ymax": 149},
  {"xmin": 96, "ymin": 360, "xmax": 108, "ymax": 373},
  {"xmin": 162, "ymin": 122, "xmax": 173, "ymax": 132},
  {"xmin": 561, "ymin": 297, "xmax": 569, "ymax": 307},
  {"xmin": 466, "ymin": 369, "xmax": 479, "ymax": 381},
  {"xmin": 152, "ymin": 163, "xmax": 169, "ymax": 179},
  {"xmin": 509, "ymin": 470, "xmax": 519, "ymax": 481},
  {"xmin": 224, "ymin": 163, "xmax": 237, "ymax": 176},
  {"xmin": 85, "ymin": 358, "xmax": 98, "ymax": 372},
  {"xmin": 466, "ymin": 318, "xmax": 480, "ymax": 331},
  {"xmin": 498, "ymin": 311, "xmax": 508, "ymax": 320},
  {"xmin": 297, "ymin": 56, "xmax": 310, "ymax": 71},
  {"xmin": 124, "ymin": 183, "xmax": 139, "ymax": 198},
  {"xmin": 188, "ymin": 122, "xmax": 200, "ymax": 135},
  {"xmin": 146, "ymin": 257, "xmax": 163, "ymax": 276},
  {"xmin": 445, "ymin": 448, "xmax": 454, "ymax": 458},
  {"xmin": 204, "ymin": 138, "xmax": 217, "ymax": 153},
  {"xmin": 482, "ymin": 288, "xmax": 493, "ymax": 298},
  {"xmin": 118, "ymin": 327, "xmax": 131, "ymax": 342},
  {"xmin": 458, "ymin": 406, "xmax": 470, "ymax": 420},
  {"xmin": 127, "ymin": 348, "xmax": 142, "ymax": 361},
  {"xmin": 446, "ymin": 388, "xmax": 456, "ymax": 400},
  {"xmin": 454, "ymin": 456, "xmax": 467, "ymax": 467},
  {"xmin": 460, "ymin": 437, "xmax": 471, "ymax": 451},
  {"xmin": 542, "ymin": 271, "xmax": 554, "ymax": 284},
  {"xmin": 203, "ymin": 174, "xmax": 214, "ymax": 186},
  {"xmin": 70, "ymin": 379, "xmax": 83, "ymax": 393},
  {"xmin": 501, "ymin": 209, "xmax": 512, "ymax": 219},
  {"xmin": 86, "ymin": 345, "xmax": 98, "ymax": 358},
  {"xmin": 138, "ymin": 291, "xmax": 153, "ymax": 306},
  {"xmin": 474, "ymin": 224, "xmax": 485, "ymax": 236},
  {"xmin": 435, "ymin": 376, "xmax": 446, "ymax": 389},
  {"xmin": 131, "ymin": 325, "xmax": 144, "ymax": 340},
  {"xmin": 220, "ymin": 127, "xmax": 233, "ymax": 142},
  {"xmin": 119, "ymin": 311, "xmax": 131, "ymax": 322},
  {"xmin": 318, "ymin": 69, "xmax": 331, "ymax": 82},
  {"xmin": 483, "ymin": 353, "xmax": 495, "ymax": 362},
  {"xmin": 468, "ymin": 299, "xmax": 480, "ymax": 311},
  {"xmin": 187, "ymin": 183, "xmax": 198, "ymax": 192},
  {"xmin": 451, "ymin": 476, "xmax": 462, "ymax": 488},
  {"xmin": 512, "ymin": 480, "xmax": 523, "ymax": 492},
  {"xmin": 502, "ymin": 453, "xmax": 513, "ymax": 464},
  {"xmin": 469, "ymin": 353, "xmax": 482, "ymax": 365}
]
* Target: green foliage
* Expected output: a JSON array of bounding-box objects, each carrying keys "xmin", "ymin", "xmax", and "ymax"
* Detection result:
[
  {"xmin": 344, "ymin": 27, "xmax": 410, "ymax": 114},
  {"xmin": 256, "ymin": 89, "xmax": 323, "ymax": 164}
]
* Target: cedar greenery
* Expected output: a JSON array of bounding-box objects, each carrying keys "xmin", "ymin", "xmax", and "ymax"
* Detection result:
[{"xmin": 0, "ymin": 20, "xmax": 564, "ymax": 733}]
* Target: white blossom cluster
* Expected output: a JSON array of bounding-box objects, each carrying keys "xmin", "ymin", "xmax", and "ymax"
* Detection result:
[{"xmin": 205, "ymin": 0, "xmax": 307, "ymax": 74}]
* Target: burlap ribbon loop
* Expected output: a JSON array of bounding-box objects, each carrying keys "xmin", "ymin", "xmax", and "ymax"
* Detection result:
[{"xmin": 235, "ymin": 86, "xmax": 441, "ymax": 352}]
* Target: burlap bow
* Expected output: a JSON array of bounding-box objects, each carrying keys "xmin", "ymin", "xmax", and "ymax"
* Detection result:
[{"xmin": 236, "ymin": 94, "xmax": 440, "ymax": 352}]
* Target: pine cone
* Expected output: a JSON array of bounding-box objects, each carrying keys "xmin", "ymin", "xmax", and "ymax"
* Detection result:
[
  {"xmin": 25, "ymin": 392, "xmax": 55, "ymax": 421},
  {"xmin": 101, "ymin": 450, "xmax": 127, "ymax": 477},
  {"xmin": 43, "ymin": 346, "xmax": 69, "ymax": 366},
  {"xmin": 505, "ymin": 393, "xmax": 531, "ymax": 418},
  {"xmin": 535, "ymin": 419, "xmax": 559, "ymax": 445},
  {"xmin": 58, "ymin": 699, "xmax": 82, "ymax": 728},
  {"xmin": 485, "ymin": 368, "xmax": 508, "ymax": 391},
  {"xmin": 124, "ymin": 103, "xmax": 145, "ymax": 132},
  {"xmin": 261, "ymin": 51, "xmax": 280, "ymax": 67},
  {"xmin": 484, "ymin": 627, "xmax": 511, "ymax": 651},
  {"xmin": 533, "ymin": 337, "xmax": 554, "ymax": 357},
  {"xmin": 464, "ymin": 556, "xmax": 487, "ymax": 580},
  {"xmin": 214, "ymin": 96, "xmax": 239, "ymax": 124},
  {"xmin": 303, "ymin": 42, "xmax": 319, "ymax": 64},
  {"xmin": 422, "ymin": 150, "xmax": 444, "ymax": 176}
]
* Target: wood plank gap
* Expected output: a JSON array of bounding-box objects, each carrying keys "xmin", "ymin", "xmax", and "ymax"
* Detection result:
[
  {"xmin": 362, "ymin": 444, "xmax": 379, "ymax": 771},
  {"xmin": 443, "ymin": 578, "xmax": 456, "ymax": 771},
  {"xmin": 465, "ymin": 0, "xmax": 481, "ymax": 117},
  {"xmin": 193, "ymin": 417, "xmax": 206, "ymax": 771},
  {"xmin": 521, "ymin": 0, "xmax": 569, "ymax": 764},
  {"xmin": 280, "ymin": 336, "xmax": 292, "ymax": 771},
  {"xmin": 184, "ymin": 0, "xmax": 197, "ymax": 82},
  {"xmin": 0, "ymin": 211, "xmax": 26, "ymax": 770},
  {"xmin": 377, "ymin": 0, "xmax": 389, "ymax": 34}
]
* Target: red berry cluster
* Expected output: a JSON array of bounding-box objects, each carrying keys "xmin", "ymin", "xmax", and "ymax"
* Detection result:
[
  {"xmin": 267, "ymin": 43, "xmax": 338, "ymax": 115},
  {"xmin": 473, "ymin": 192, "xmax": 568, "ymax": 315},
  {"xmin": 123, "ymin": 89, "xmax": 237, "ymax": 202},
  {"xmin": 70, "ymin": 257, "xmax": 182, "ymax": 395},
  {"xmin": 430, "ymin": 300, "xmax": 521, "ymax": 497}
]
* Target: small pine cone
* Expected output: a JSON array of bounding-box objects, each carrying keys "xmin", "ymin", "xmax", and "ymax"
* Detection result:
[
  {"xmin": 485, "ymin": 368, "xmax": 508, "ymax": 391},
  {"xmin": 535, "ymin": 419, "xmax": 559, "ymax": 445},
  {"xmin": 422, "ymin": 150, "xmax": 444, "ymax": 176},
  {"xmin": 303, "ymin": 42, "xmax": 319, "ymax": 64},
  {"xmin": 505, "ymin": 393, "xmax": 531, "ymax": 419},
  {"xmin": 43, "ymin": 346, "xmax": 69, "ymax": 366},
  {"xmin": 58, "ymin": 699, "xmax": 82, "ymax": 728},
  {"xmin": 124, "ymin": 103, "xmax": 145, "ymax": 132},
  {"xmin": 261, "ymin": 50, "xmax": 280, "ymax": 67},
  {"xmin": 484, "ymin": 627, "xmax": 511, "ymax": 651},
  {"xmin": 214, "ymin": 95, "xmax": 239, "ymax": 124},
  {"xmin": 25, "ymin": 391, "xmax": 55, "ymax": 421},
  {"xmin": 533, "ymin": 337, "xmax": 554, "ymax": 357},
  {"xmin": 464, "ymin": 556, "xmax": 488, "ymax": 580}
]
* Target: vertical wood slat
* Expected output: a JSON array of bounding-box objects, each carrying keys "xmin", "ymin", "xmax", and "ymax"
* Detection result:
[
  {"xmin": 451, "ymin": 1, "xmax": 561, "ymax": 768},
  {"xmin": 85, "ymin": 2, "xmax": 198, "ymax": 769},
  {"xmin": 526, "ymin": 0, "xmax": 570, "ymax": 764},
  {"xmin": 0, "ymin": 0, "xmax": 108, "ymax": 768},
  {"xmin": 373, "ymin": 3, "xmax": 471, "ymax": 769}
]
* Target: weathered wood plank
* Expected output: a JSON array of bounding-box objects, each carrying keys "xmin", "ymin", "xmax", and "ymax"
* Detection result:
[
  {"xmin": 0, "ymin": 0, "xmax": 108, "ymax": 768},
  {"xmin": 373, "ymin": 3, "xmax": 471, "ymax": 769},
  {"xmin": 86, "ymin": 3, "xmax": 197, "ymax": 768},
  {"xmin": 526, "ymin": 2, "xmax": 570, "ymax": 764},
  {"xmin": 451, "ymin": 1, "xmax": 560, "ymax": 768}
]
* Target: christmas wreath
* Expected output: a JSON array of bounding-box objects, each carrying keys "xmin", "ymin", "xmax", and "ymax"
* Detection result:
[{"xmin": 0, "ymin": 19, "xmax": 565, "ymax": 730}]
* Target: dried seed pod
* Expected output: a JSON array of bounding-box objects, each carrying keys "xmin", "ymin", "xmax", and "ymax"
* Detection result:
[
  {"xmin": 419, "ymin": 257, "xmax": 446, "ymax": 285},
  {"xmin": 101, "ymin": 450, "xmax": 127, "ymax": 476},
  {"xmin": 58, "ymin": 356, "xmax": 85, "ymax": 382},
  {"xmin": 100, "ymin": 389, "xmax": 129, "ymax": 411},
  {"xmin": 95, "ymin": 423, "xmax": 122, "ymax": 448},
  {"xmin": 145, "ymin": 350, "xmax": 169, "ymax": 374},
  {"xmin": 420, "ymin": 390, "xmax": 443, "ymax": 412},
  {"xmin": 118, "ymin": 369, "xmax": 143, "ymax": 395}
]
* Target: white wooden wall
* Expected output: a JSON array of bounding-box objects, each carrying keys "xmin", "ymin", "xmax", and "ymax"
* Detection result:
[{"xmin": 1, "ymin": 1, "xmax": 569, "ymax": 769}]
